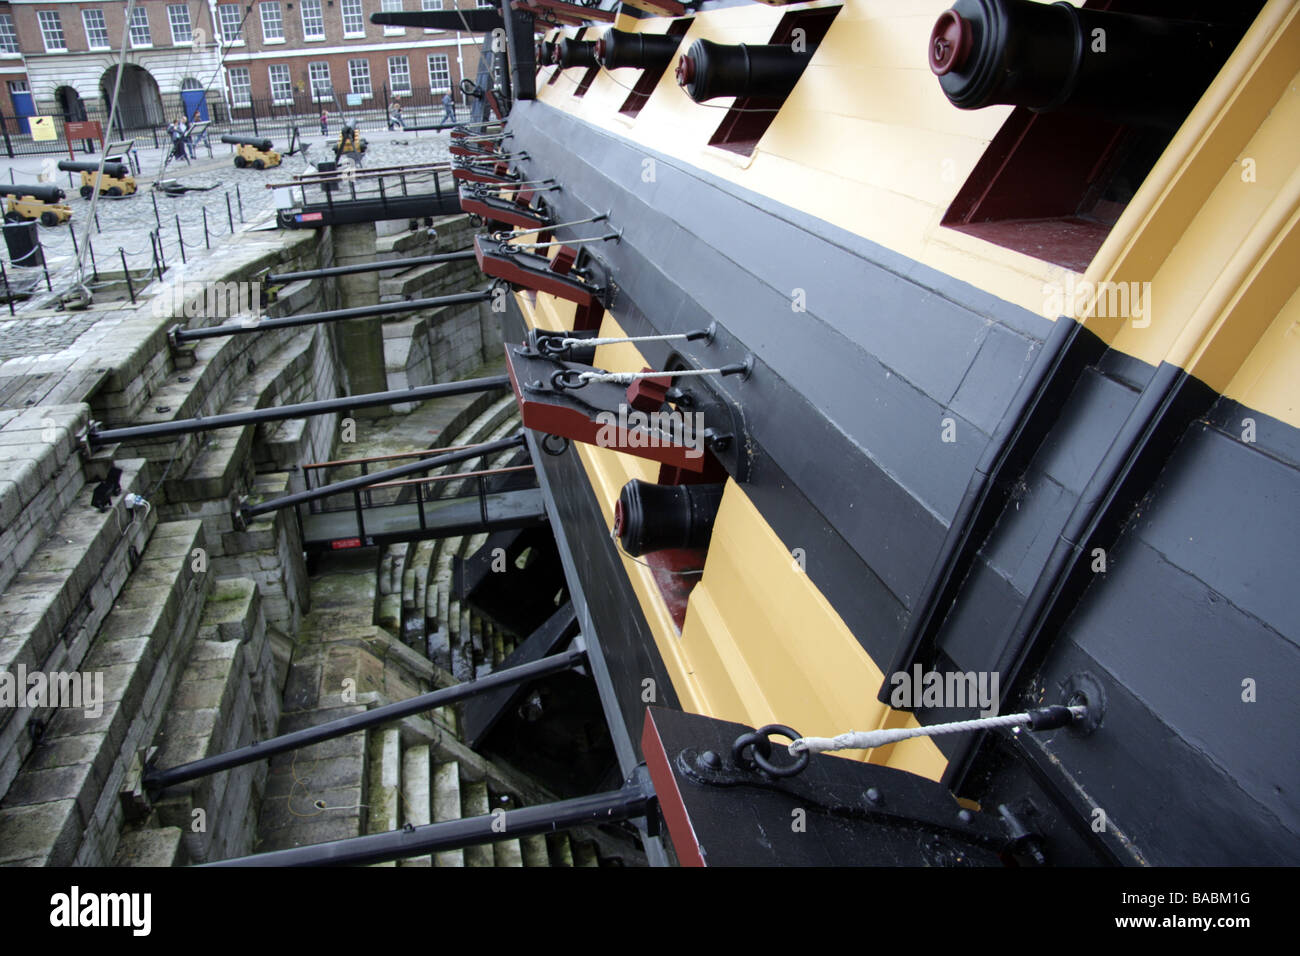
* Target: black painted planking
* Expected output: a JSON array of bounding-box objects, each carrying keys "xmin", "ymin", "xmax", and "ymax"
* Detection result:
[
  {"xmin": 460, "ymin": 601, "xmax": 579, "ymax": 750},
  {"xmin": 1029, "ymin": 639, "xmax": 1299, "ymax": 865},
  {"xmin": 1206, "ymin": 395, "xmax": 1300, "ymax": 474},
  {"xmin": 1032, "ymin": 365, "xmax": 1142, "ymax": 496}
]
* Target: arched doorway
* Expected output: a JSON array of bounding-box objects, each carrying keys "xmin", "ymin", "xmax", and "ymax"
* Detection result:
[
  {"xmin": 100, "ymin": 64, "xmax": 165, "ymax": 130},
  {"xmin": 55, "ymin": 86, "xmax": 87, "ymax": 122}
]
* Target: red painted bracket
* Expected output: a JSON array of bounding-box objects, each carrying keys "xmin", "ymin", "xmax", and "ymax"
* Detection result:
[
  {"xmin": 449, "ymin": 142, "xmax": 506, "ymax": 160},
  {"xmin": 476, "ymin": 235, "xmax": 605, "ymax": 330},
  {"xmin": 452, "ymin": 163, "xmax": 518, "ymax": 185},
  {"xmin": 620, "ymin": 0, "xmax": 687, "ymax": 17},
  {"xmin": 458, "ymin": 185, "xmax": 550, "ymax": 229},
  {"xmin": 512, "ymin": 0, "xmax": 616, "ymax": 25},
  {"xmin": 504, "ymin": 343, "xmax": 707, "ymax": 472}
]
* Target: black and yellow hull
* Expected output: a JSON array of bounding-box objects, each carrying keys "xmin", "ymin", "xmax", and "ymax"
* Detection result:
[{"xmin": 489, "ymin": 0, "xmax": 1299, "ymax": 864}]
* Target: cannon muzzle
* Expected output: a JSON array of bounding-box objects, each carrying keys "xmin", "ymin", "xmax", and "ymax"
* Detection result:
[{"xmin": 596, "ymin": 29, "xmax": 682, "ymax": 72}]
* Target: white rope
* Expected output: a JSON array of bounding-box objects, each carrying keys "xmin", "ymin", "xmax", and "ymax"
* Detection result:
[
  {"xmin": 578, "ymin": 367, "xmax": 731, "ymax": 385},
  {"xmin": 551, "ymin": 332, "xmax": 695, "ymax": 349},
  {"xmin": 507, "ymin": 233, "xmax": 618, "ymax": 251},
  {"xmin": 789, "ymin": 705, "xmax": 1088, "ymax": 754},
  {"xmin": 497, "ymin": 213, "xmax": 605, "ymax": 237}
]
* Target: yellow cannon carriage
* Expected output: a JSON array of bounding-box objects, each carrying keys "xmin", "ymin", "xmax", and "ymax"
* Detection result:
[
  {"xmin": 1, "ymin": 183, "xmax": 72, "ymax": 226},
  {"xmin": 221, "ymin": 134, "xmax": 282, "ymax": 170},
  {"xmin": 57, "ymin": 160, "xmax": 137, "ymax": 198}
]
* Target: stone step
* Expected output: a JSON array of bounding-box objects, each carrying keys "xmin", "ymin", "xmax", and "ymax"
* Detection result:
[
  {"xmin": 460, "ymin": 778, "xmax": 494, "ymax": 868},
  {"xmin": 112, "ymin": 827, "xmax": 189, "ymax": 866},
  {"xmin": 546, "ymin": 832, "xmax": 574, "ymax": 868},
  {"xmin": 0, "ymin": 457, "xmax": 150, "ymax": 799},
  {"xmin": 520, "ymin": 833, "xmax": 550, "ymax": 867},
  {"xmin": 0, "ymin": 519, "xmax": 210, "ymax": 867},
  {"xmin": 398, "ymin": 745, "xmax": 431, "ymax": 867},
  {"xmin": 431, "ymin": 760, "xmax": 463, "ymax": 868},
  {"xmin": 148, "ymin": 577, "xmax": 278, "ymax": 863}
]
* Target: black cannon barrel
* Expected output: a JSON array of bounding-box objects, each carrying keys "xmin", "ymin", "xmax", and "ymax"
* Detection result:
[
  {"xmin": 596, "ymin": 29, "xmax": 682, "ymax": 72},
  {"xmin": 675, "ymin": 39, "xmax": 815, "ymax": 103},
  {"xmin": 928, "ymin": 0, "xmax": 1246, "ymax": 130},
  {"xmin": 58, "ymin": 160, "xmax": 131, "ymax": 179},
  {"xmin": 0, "ymin": 183, "xmax": 65, "ymax": 203},
  {"xmin": 614, "ymin": 479, "xmax": 725, "ymax": 556},
  {"xmin": 221, "ymin": 133, "xmax": 275, "ymax": 151},
  {"xmin": 536, "ymin": 39, "xmax": 556, "ymax": 67},
  {"xmin": 553, "ymin": 38, "xmax": 598, "ymax": 70}
]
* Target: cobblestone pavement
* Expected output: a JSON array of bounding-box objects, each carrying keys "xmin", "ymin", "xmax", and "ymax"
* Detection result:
[
  {"xmin": 1, "ymin": 128, "xmax": 454, "ymax": 282},
  {"xmin": 0, "ymin": 128, "xmax": 457, "ymax": 363}
]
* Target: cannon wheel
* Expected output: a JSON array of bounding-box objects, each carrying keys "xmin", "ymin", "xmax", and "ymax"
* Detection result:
[
  {"xmin": 234, "ymin": 155, "xmax": 247, "ymax": 168},
  {"xmin": 39, "ymin": 211, "xmax": 59, "ymax": 227},
  {"xmin": 253, "ymin": 159, "xmax": 265, "ymax": 170},
  {"xmin": 106, "ymin": 186, "xmax": 122, "ymax": 197},
  {"xmin": 80, "ymin": 185, "xmax": 94, "ymax": 199}
]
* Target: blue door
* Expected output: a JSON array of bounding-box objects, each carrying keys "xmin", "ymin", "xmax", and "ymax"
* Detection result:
[
  {"xmin": 11, "ymin": 89, "xmax": 34, "ymax": 135},
  {"xmin": 181, "ymin": 89, "xmax": 208, "ymax": 123}
]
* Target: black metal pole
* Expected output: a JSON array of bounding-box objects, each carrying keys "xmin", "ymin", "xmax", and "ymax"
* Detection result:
[
  {"xmin": 226, "ymin": 191, "xmax": 234, "ymax": 232},
  {"xmin": 236, "ymin": 184, "xmax": 243, "ymax": 221},
  {"xmin": 88, "ymin": 238, "xmax": 97, "ymax": 280},
  {"xmin": 175, "ymin": 215, "xmax": 186, "ymax": 263},
  {"xmin": 67, "ymin": 221, "xmax": 78, "ymax": 260},
  {"xmin": 203, "ymin": 775, "xmax": 653, "ymax": 867},
  {"xmin": 151, "ymin": 190, "xmax": 160, "ymax": 229},
  {"xmin": 119, "ymin": 248, "xmax": 134, "ymax": 302},
  {"xmin": 202, "ymin": 206, "xmax": 209, "ymax": 248},
  {"xmin": 94, "ymin": 207, "xmax": 100, "ymax": 233},
  {"xmin": 0, "ymin": 259, "xmax": 12, "ymax": 316},
  {"xmin": 147, "ymin": 645, "xmax": 582, "ymax": 792},
  {"xmin": 173, "ymin": 289, "xmax": 492, "ymax": 342},
  {"xmin": 266, "ymin": 249, "xmax": 474, "ymax": 283},
  {"xmin": 89, "ymin": 374, "xmax": 510, "ymax": 444},
  {"xmin": 241, "ymin": 433, "xmax": 525, "ymax": 521}
]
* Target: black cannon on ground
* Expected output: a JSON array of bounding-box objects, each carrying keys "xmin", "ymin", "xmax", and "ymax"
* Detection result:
[
  {"xmin": 57, "ymin": 159, "xmax": 136, "ymax": 198},
  {"xmin": 0, "ymin": 183, "xmax": 72, "ymax": 225},
  {"xmin": 221, "ymin": 134, "xmax": 281, "ymax": 169}
]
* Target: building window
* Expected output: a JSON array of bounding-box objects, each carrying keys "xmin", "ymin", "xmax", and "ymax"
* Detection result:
[
  {"xmin": 129, "ymin": 6, "xmax": 152, "ymax": 47},
  {"xmin": 381, "ymin": 0, "xmax": 404, "ymax": 35},
  {"xmin": 387, "ymin": 55, "xmax": 411, "ymax": 94},
  {"xmin": 37, "ymin": 11, "xmax": 67, "ymax": 52},
  {"xmin": 300, "ymin": 0, "xmax": 324, "ymax": 40},
  {"xmin": 421, "ymin": 0, "xmax": 441, "ymax": 32},
  {"xmin": 428, "ymin": 53, "xmax": 450, "ymax": 92},
  {"xmin": 268, "ymin": 63, "xmax": 292, "ymax": 104},
  {"xmin": 348, "ymin": 59, "xmax": 371, "ymax": 97},
  {"xmin": 260, "ymin": 2, "xmax": 284, "ymax": 41},
  {"xmin": 167, "ymin": 5, "xmax": 193, "ymax": 44},
  {"xmin": 82, "ymin": 10, "xmax": 110, "ymax": 50},
  {"xmin": 218, "ymin": 4, "xmax": 243, "ymax": 43},
  {"xmin": 341, "ymin": 0, "xmax": 365, "ymax": 38},
  {"xmin": 229, "ymin": 67, "xmax": 251, "ymax": 106},
  {"xmin": 309, "ymin": 61, "xmax": 332, "ymax": 101},
  {"xmin": 0, "ymin": 14, "xmax": 17, "ymax": 54}
]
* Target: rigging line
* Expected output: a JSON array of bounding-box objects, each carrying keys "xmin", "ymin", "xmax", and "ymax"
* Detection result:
[
  {"xmin": 610, "ymin": 527, "xmax": 704, "ymax": 576},
  {"xmin": 788, "ymin": 705, "xmax": 1089, "ymax": 754},
  {"xmin": 73, "ymin": 0, "xmax": 137, "ymax": 289}
]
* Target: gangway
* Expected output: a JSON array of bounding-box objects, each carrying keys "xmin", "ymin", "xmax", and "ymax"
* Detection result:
[{"xmin": 296, "ymin": 441, "xmax": 547, "ymax": 551}]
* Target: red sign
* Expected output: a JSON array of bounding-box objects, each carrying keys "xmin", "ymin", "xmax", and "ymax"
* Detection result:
[
  {"xmin": 64, "ymin": 121, "xmax": 104, "ymax": 159},
  {"xmin": 330, "ymin": 538, "xmax": 362, "ymax": 550}
]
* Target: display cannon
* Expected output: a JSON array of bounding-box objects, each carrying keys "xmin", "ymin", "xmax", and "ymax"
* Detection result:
[
  {"xmin": 1, "ymin": 183, "xmax": 72, "ymax": 226},
  {"xmin": 57, "ymin": 160, "xmax": 137, "ymax": 198},
  {"xmin": 335, "ymin": 122, "xmax": 367, "ymax": 161},
  {"xmin": 221, "ymin": 134, "xmax": 282, "ymax": 169}
]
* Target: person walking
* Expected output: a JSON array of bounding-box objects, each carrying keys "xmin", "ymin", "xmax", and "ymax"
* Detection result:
[
  {"xmin": 181, "ymin": 113, "xmax": 197, "ymax": 159},
  {"xmin": 168, "ymin": 119, "xmax": 190, "ymax": 164},
  {"xmin": 388, "ymin": 103, "xmax": 405, "ymax": 130},
  {"xmin": 441, "ymin": 93, "xmax": 456, "ymax": 126},
  {"xmin": 320, "ymin": 109, "xmax": 329, "ymax": 136}
]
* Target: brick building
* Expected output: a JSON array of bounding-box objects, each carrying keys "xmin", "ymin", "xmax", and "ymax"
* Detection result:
[{"xmin": 0, "ymin": 0, "xmax": 491, "ymax": 129}]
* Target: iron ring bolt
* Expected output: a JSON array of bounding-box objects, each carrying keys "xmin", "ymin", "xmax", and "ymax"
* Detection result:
[
  {"xmin": 752, "ymin": 724, "xmax": 809, "ymax": 777},
  {"xmin": 731, "ymin": 729, "xmax": 773, "ymax": 771},
  {"xmin": 550, "ymin": 368, "xmax": 589, "ymax": 391}
]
